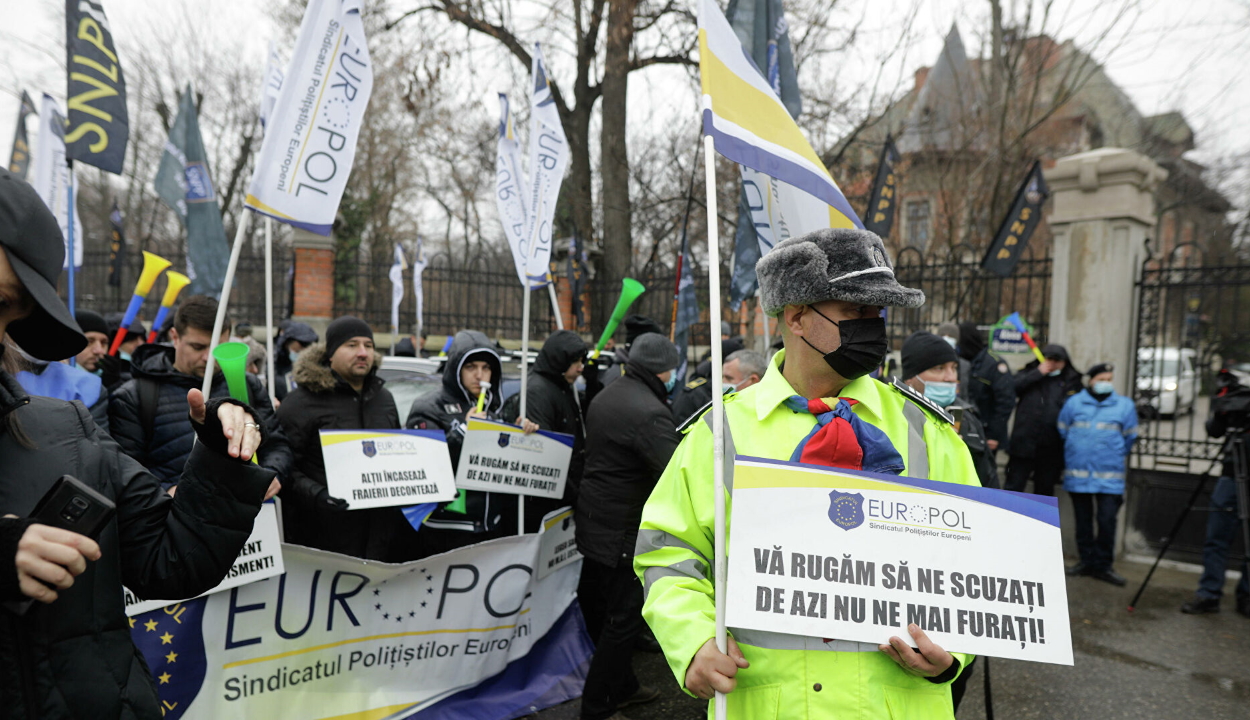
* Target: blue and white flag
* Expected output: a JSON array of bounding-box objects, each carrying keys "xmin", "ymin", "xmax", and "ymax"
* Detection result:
[
  {"xmin": 495, "ymin": 93, "xmax": 530, "ymax": 286},
  {"xmin": 31, "ymin": 94, "xmax": 81, "ymax": 269},
  {"xmin": 257, "ymin": 40, "xmax": 285, "ymax": 133},
  {"xmin": 390, "ymin": 243, "xmax": 406, "ymax": 338},
  {"xmin": 245, "ymin": 0, "xmax": 372, "ymax": 235},
  {"xmin": 412, "ymin": 237, "xmax": 428, "ymax": 338},
  {"xmin": 673, "ymin": 229, "xmax": 700, "ymax": 382}
]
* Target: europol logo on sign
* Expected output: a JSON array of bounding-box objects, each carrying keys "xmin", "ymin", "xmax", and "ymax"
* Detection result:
[
  {"xmin": 361, "ymin": 440, "xmax": 377, "ymax": 458},
  {"xmin": 498, "ymin": 433, "xmax": 511, "ymax": 448},
  {"xmin": 827, "ymin": 490, "xmax": 866, "ymax": 531}
]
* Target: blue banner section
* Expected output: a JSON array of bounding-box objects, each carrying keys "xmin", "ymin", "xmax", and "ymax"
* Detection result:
[
  {"xmin": 407, "ymin": 601, "xmax": 593, "ymax": 719},
  {"xmin": 131, "ymin": 597, "xmax": 210, "ymax": 720}
]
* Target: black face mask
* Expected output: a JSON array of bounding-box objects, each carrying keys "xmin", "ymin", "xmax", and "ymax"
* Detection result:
[{"xmin": 800, "ymin": 307, "xmax": 889, "ymax": 381}]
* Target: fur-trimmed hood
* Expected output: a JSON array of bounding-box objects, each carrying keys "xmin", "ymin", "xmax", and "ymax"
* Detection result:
[{"xmin": 290, "ymin": 341, "xmax": 384, "ymax": 394}]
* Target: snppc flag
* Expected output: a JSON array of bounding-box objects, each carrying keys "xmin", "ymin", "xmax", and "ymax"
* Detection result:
[
  {"xmin": 698, "ymin": 0, "xmax": 861, "ymax": 231},
  {"xmin": 245, "ymin": 0, "xmax": 372, "ymax": 235},
  {"xmin": 495, "ymin": 93, "xmax": 530, "ymax": 288},
  {"xmin": 521, "ymin": 44, "xmax": 569, "ymax": 290}
]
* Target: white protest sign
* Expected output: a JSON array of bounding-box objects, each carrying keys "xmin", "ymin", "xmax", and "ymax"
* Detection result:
[
  {"xmin": 536, "ymin": 506, "xmax": 581, "ymax": 580},
  {"xmin": 455, "ymin": 418, "xmax": 573, "ymax": 500},
  {"xmin": 125, "ymin": 502, "xmax": 284, "ymax": 616},
  {"xmin": 319, "ymin": 429, "xmax": 457, "ymax": 509},
  {"xmin": 127, "ymin": 536, "xmax": 590, "ymax": 719},
  {"xmin": 726, "ymin": 456, "xmax": 1073, "ymax": 665}
]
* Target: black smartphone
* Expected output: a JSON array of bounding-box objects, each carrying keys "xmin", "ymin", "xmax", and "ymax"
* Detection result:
[
  {"xmin": 29, "ymin": 476, "xmax": 115, "ymax": 540},
  {"xmin": 3, "ymin": 477, "xmax": 114, "ymax": 616}
]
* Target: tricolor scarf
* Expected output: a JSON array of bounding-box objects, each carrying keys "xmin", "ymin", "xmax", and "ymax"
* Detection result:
[{"xmin": 783, "ymin": 396, "xmax": 905, "ymax": 475}]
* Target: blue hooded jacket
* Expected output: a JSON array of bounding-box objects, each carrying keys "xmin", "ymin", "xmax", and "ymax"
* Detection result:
[{"xmin": 1057, "ymin": 388, "xmax": 1139, "ymax": 494}]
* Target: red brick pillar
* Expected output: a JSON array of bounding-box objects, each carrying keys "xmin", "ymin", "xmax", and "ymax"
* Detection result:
[{"xmin": 291, "ymin": 229, "xmax": 335, "ymax": 329}]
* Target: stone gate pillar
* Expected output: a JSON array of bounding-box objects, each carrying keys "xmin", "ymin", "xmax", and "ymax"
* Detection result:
[
  {"xmin": 290, "ymin": 228, "xmax": 336, "ymax": 336},
  {"xmin": 1045, "ymin": 149, "xmax": 1167, "ymax": 392}
]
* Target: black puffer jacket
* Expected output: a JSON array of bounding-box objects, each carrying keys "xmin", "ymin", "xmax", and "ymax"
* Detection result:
[
  {"xmin": 405, "ymin": 330, "xmax": 511, "ymax": 535},
  {"xmin": 1009, "ymin": 347, "xmax": 1084, "ymax": 458},
  {"xmin": 276, "ymin": 342, "xmax": 406, "ymax": 560},
  {"xmin": 0, "ymin": 365, "xmax": 273, "ymax": 720},
  {"xmin": 109, "ymin": 344, "xmax": 293, "ymax": 487},
  {"xmin": 576, "ymin": 362, "xmax": 681, "ymax": 568},
  {"xmin": 502, "ymin": 330, "xmax": 588, "ymax": 512}
]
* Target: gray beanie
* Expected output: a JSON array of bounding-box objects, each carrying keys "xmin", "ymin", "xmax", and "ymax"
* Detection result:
[
  {"xmin": 936, "ymin": 322, "xmax": 960, "ymax": 340},
  {"xmin": 756, "ymin": 228, "xmax": 924, "ymax": 316},
  {"xmin": 628, "ymin": 332, "xmax": 681, "ymax": 374}
]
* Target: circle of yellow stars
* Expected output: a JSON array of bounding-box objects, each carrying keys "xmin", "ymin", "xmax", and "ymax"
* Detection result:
[{"xmin": 130, "ymin": 608, "xmax": 183, "ymax": 691}]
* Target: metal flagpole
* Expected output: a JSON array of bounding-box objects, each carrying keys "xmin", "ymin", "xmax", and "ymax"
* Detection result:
[
  {"xmin": 202, "ymin": 210, "xmax": 253, "ymax": 396},
  {"xmin": 703, "ymin": 133, "xmax": 728, "ymax": 720},
  {"xmin": 66, "ymin": 162, "xmax": 76, "ymax": 320},
  {"xmin": 518, "ymin": 286, "xmax": 532, "ymax": 535},
  {"xmin": 547, "ymin": 281, "xmax": 564, "ymax": 330},
  {"xmin": 264, "ymin": 217, "xmax": 276, "ymax": 403}
]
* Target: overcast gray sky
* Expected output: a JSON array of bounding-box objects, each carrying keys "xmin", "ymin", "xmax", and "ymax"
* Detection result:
[{"xmin": 3, "ymin": 0, "xmax": 1247, "ymax": 200}]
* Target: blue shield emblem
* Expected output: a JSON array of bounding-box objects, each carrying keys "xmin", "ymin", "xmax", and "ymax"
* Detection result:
[
  {"xmin": 827, "ymin": 490, "xmax": 865, "ymax": 531},
  {"xmin": 498, "ymin": 433, "xmax": 511, "ymax": 448},
  {"xmin": 362, "ymin": 440, "xmax": 377, "ymax": 458}
]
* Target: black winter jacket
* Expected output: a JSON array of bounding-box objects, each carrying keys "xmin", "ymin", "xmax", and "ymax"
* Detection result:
[
  {"xmin": 950, "ymin": 398, "xmax": 998, "ymax": 488},
  {"xmin": 0, "ymin": 366, "xmax": 273, "ymax": 720},
  {"xmin": 576, "ymin": 363, "xmax": 681, "ymax": 567},
  {"xmin": 109, "ymin": 344, "xmax": 293, "ymax": 487},
  {"xmin": 275, "ymin": 342, "xmax": 406, "ymax": 560},
  {"xmin": 406, "ymin": 331, "xmax": 512, "ymax": 534},
  {"xmin": 959, "ymin": 323, "xmax": 1016, "ymax": 448},
  {"xmin": 501, "ymin": 330, "xmax": 588, "ymax": 507},
  {"xmin": 1009, "ymin": 352, "xmax": 1084, "ymax": 458}
]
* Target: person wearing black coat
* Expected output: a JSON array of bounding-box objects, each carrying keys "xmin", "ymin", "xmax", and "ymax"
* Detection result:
[
  {"xmin": 272, "ymin": 321, "xmax": 319, "ymax": 401},
  {"xmin": 276, "ymin": 320, "xmax": 408, "ymax": 561},
  {"xmin": 406, "ymin": 330, "xmax": 538, "ymax": 556},
  {"xmin": 110, "ymin": 342, "xmax": 293, "ymax": 489},
  {"xmin": 501, "ymin": 330, "xmax": 588, "ymax": 514},
  {"xmin": 0, "ymin": 166, "xmax": 275, "ymax": 720},
  {"xmin": 959, "ymin": 321, "xmax": 1016, "ymax": 453},
  {"xmin": 1006, "ymin": 344, "xmax": 1084, "ymax": 496},
  {"xmin": 671, "ymin": 337, "xmax": 746, "ymax": 424},
  {"xmin": 576, "ymin": 333, "xmax": 682, "ymax": 720}
]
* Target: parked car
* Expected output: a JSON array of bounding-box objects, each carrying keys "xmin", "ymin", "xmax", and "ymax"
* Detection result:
[
  {"xmin": 1136, "ymin": 347, "xmax": 1197, "ymax": 417},
  {"xmin": 378, "ymin": 354, "xmax": 525, "ymax": 419}
]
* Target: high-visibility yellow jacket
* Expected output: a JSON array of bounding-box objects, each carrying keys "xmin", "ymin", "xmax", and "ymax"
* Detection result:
[{"xmin": 634, "ymin": 350, "xmax": 981, "ymax": 719}]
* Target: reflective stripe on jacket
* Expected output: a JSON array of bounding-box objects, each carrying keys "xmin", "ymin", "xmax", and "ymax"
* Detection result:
[
  {"xmin": 1057, "ymin": 389, "xmax": 1138, "ymax": 494},
  {"xmin": 634, "ymin": 350, "xmax": 982, "ymax": 719}
]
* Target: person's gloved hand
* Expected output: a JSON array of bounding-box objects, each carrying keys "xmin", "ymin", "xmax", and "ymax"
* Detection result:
[
  {"xmin": 316, "ymin": 487, "xmax": 349, "ymax": 512},
  {"xmin": 97, "ymin": 353, "xmax": 124, "ymax": 389}
]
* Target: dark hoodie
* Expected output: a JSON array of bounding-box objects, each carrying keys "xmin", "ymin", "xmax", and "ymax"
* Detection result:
[
  {"xmin": 275, "ymin": 341, "xmax": 405, "ymax": 560},
  {"xmin": 502, "ymin": 330, "xmax": 588, "ymax": 511},
  {"xmin": 958, "ymin": 321, "xmax": 1016, "ymax": 448},
  {"xmin": 405, "ymin": 330, "xmax": 511, "ymax": 538},
  {"xmin": 109, "ymin": 343, "xmax": 293, "ymax": 487},
  {"xmin": 1010, "ymin": 344, "xmax": 1084, "ymax": 458}
]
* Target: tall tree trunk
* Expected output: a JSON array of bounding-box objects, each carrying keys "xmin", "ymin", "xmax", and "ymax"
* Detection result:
[{"xmin": 598, "ymin": 0, "xmax": 636, "ymax": 330}]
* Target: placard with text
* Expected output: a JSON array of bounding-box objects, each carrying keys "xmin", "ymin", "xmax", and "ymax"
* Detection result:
[
  {"xmin": 455, "ymin": 419, "xmax": 573, "ymax": 500},
  {"xmin": 320, "ymin": 429, "xmax": 457, "ymax": 509},
  {"xmin": 726, "ymin": 456, "xmax": 1073, "ymax": 665}
]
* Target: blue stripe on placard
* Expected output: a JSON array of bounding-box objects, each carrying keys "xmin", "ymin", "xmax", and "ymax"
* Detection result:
[
  {"xmin": 467, "ymin": 418, "xmax": 577, "ymax": 449},
  {"xmin": 736, "ymin": 455, "xmax": 1061, "ymax": 527}
]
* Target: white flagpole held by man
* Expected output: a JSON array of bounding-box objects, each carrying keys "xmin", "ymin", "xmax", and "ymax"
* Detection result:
[
  {"xmin": 205, "ymin": 0, "xmax": 372, "ymax": 393},
  {"xmin": 265, "ymin": 217, "xmax": 276, "ymax": 403}
]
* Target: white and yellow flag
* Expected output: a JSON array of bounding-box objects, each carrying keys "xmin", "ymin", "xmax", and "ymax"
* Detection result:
[
  {"xmin": 698, "ymin": 0, "xmax": 861, "ymax": 229},
  {"xmin": 245, "ymin": 0, "xmax": 372, "ymax": 235}
]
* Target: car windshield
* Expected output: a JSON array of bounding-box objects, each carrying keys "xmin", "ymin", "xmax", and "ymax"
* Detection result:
[
  {"xmin": 1139, "ymin": 359, "xmax": 1179, "ymax": 377},
  {"xmin": 385, "ymin": 378, "xmax": 443, "ymax": 419}
]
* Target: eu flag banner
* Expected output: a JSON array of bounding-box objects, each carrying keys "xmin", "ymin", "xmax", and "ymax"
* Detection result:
[
  {"xmin": 107, "ymin": 200, "xmax": 126, "ymax": 287},
  {"xmin": 864, "ymin": 135, "xmax": 901, "ymax": 239},
  {"xmin": 7, "ymin": 91, "xmax": 36, "ymax": 178},
  {"xmin": 64, "ymin": 0, "xmax": 128, "ymax": 175},
  {"xmin": 982, "ymin": 161, "xmax": 1048, "ymax": 278},
  {"xmin": 245, "ymin": 0, "xmax": 372, "ymax": 235},
  {"xmin": 154, "ymin": 86, "xmax": 230, "ymax": 297}
]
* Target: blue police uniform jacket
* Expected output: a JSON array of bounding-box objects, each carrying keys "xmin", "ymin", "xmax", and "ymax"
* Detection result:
[{"xmin": 1057, "ymin": 389, "xmax": 1139, "ymax": 494}]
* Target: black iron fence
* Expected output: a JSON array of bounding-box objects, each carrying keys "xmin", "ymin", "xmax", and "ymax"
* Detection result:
[
  {"xmin": 68, "ymin": 249, "xmax": 293, "ymax": 330},
  {"xmin": 887, "ymin": 244, "xmax": 1054, "ymax": 348}
]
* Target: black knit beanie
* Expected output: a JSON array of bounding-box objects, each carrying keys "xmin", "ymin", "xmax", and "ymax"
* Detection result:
[
  {"xmin": 324, "ymin": 316, "xmax": 373, "ymax": 360},
  {"xmin": 902, "ymin": 331, "xmax": 959, "ymax": 380}
]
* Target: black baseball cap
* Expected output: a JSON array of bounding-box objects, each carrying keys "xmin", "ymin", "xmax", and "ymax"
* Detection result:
[{"xmin": 0, "ymin": 169, "xmax": 86, "ymax": 360}]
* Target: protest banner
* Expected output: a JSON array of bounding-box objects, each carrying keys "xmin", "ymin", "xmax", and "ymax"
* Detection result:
[
  {"xmin": 125, "ymin": 502, "xmax": 284, "ymax": 616},
  {"xmin": 536, "ymin": 507, "xmax": 581, "ymax": 580},
  {"xmin": 128, "ymin": 512, "xmax": 591, "ymax": 719},
  {"xmin": 455, "ymin": 418, "xmax": 574, "ymax": 500},
  {"xmin": 726, "ymin": 456, "xmax": 1073, "ymax": 665},
  {"xmin": 990, "ymin": 325, "xmax": 1033, "ymax": 355},
  {"xmin": 320, "ymin": 429, "xmax": 457, "ymax": 509}
]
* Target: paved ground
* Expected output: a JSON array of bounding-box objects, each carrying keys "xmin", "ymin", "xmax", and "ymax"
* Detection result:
[{"xmin": 532, "ymin": 488, "xmax": 1249, "ymax": 720}]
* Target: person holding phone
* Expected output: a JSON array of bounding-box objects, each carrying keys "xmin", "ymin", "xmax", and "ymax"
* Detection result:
[{"xmin": 0, "ymin": 169, "xmax": 277, "ymax": 720}]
